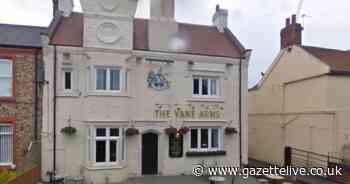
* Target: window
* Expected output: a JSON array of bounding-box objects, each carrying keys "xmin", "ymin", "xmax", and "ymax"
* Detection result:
[
  {"xmin": 0, "ymin": 124, "xmax": 13, "ymax": 165},
  {"xmin": 63, "ymin": 70, "xmax": 72, "ymax": 91},
  {"xmin": 192, "ymin": 77, "xmax": 218, "ymax": 97},
  {"xmin": 0, "ymin": 59, "xmax": 13, "ymax": 97},
  {"xmin": 95, "ymin": 67, "xmax": 121, "ymax": 91},
  {"xmin": 169, "ymin": 134, "xmax": 183, "ymax": 158},
  {"xmin": 189, "ymin": 128, "xmax": 222, "ymax": 151},
  {"xmin": 92, "ymin": 127, "xmax": 125, "ymax": 166}
]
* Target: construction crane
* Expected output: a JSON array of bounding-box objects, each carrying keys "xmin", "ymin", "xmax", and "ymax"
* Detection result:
[{"xmin": 296, "ymin": 0, "xmax": 304, "ymax": 21}]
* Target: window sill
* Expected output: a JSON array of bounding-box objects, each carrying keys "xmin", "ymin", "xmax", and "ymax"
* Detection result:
[
  {"xmin": 0, "ymin": 163, "xmax": 13, "ymax": 167},
  {"xmin": 187, "ymin": 97, "xmax": 224, "ymax": 103},
  {"xmin": 85, "ymin": 164, "xmax": 126, "ymax": 171},
  {"xmin": 87, "ymin": 91, "xmax": 132, "ymax": 98},
  {"xmin": 186, "ymin": 150, "xmax": 226, "ymax": 157},
  {"xmin": 0, "ymin": 97, "xmax": 16, "ymax": 103}
]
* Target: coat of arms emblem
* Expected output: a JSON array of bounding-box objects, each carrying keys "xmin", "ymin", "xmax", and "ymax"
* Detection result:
[{"xmin": 147, "ymin": 68, "xmax": 170, "ymax": 90}]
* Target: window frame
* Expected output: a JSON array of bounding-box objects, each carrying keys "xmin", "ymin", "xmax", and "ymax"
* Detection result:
[
  {"xmin": 91, "ymin": 126, "xmax": 125, "ymax": 167},
  {"xmin": 62, "ymin": 68, "xmax": 73, "ymax": 92},
  {"xmin": 94, "ymin": 66, "xmax": 122, "ymax": 93},
  {"xmin": 0, "ymin": 122, "xmax": 14, "ymax": 166},
  {"xmin": 192, "ymin": 76, "xmax": 219, "ymax": 98},
  {"xmin": 189, "ymin": 127, "xmax": 223, "ymax": 152},
  {"xmin": 0, "ymin": 58, "xmax": 14, "ymax": 98}
]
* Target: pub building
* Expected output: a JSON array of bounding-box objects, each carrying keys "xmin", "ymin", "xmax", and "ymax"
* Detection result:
[{"xmin": 41, "ymin": 0, "xmax": 251, "ymax": 183}]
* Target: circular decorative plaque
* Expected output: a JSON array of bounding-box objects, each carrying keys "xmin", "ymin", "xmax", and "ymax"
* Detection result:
[
  {"xmin": 96, "ymin": 22, "xmax": 121, "ymax": 44},
  {"xmin": 99, "ymin": 0, "xmax": 120, "ymax": 12}
]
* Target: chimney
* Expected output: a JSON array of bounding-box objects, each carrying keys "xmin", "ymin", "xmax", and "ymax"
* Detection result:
[
  {"xmin": 280, "ymin": 14, "xmax": 303, "ymax": 49},
  {"xmin": 148, "ymin": 0, "xmax": 178, "ymax": 51},
  {"xmin": 54, "ymin": 0, "xmax": 74, "ymax": 17},
  {"xmin": 212, "ymin": 5, "xmax": 228, "ymax": 33},
  {"xmin": 150, "ymin": 0, "xmax": 175, "ymax": 20}
]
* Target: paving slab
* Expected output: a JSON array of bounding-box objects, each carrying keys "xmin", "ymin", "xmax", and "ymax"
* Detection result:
[{"xmin": 123, "ymin": 175, "xmax": 260, "ymax": 184}]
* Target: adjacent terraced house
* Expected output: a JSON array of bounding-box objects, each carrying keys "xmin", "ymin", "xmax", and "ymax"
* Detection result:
[
  {"xmin": 41, "ymin": 0, "xmax": 251, "ymax": 183},
  {"xmin": 249, "ymin": 15, "xmax": 350, "ymax": 168},
  {"xmin": 0, "ymin": 24, "xmax": 45, "ymax": 176}
]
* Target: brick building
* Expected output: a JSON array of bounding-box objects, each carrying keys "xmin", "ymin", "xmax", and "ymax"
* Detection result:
[{"xmin": 0, "ymin": 24, "xmax": 45, "ymax": 173}]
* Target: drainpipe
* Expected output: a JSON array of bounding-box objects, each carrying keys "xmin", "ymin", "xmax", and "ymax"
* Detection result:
[
  {"xmin": 34, "ymin": 49, "xmax": 39, "ymax": 140},
  {"xmin": 53, "ymin": 45, "xmax": 57, "ymax": 181},
  {"xmin": 239, "ymin": 49, "xmax": 251, "ymax": 167},
  {"xmin": 238, "ymin": 55, "xmax": 243, "ymax": 167}
]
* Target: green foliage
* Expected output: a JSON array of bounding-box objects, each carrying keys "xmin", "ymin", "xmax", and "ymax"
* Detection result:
[{"xmin": 0, "ymin": 168, "xmax": 17, "ymax": 183}]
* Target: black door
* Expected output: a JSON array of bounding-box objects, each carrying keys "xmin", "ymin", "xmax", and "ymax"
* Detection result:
[{"xmin": 142, "ymin": 133, "xmax": 158, "ymax": 175}]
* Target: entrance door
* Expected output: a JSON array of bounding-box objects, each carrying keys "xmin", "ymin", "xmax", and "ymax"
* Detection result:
[{"xmin": 142, "ymin": 133, "xmax": 158, "ymax": 175}]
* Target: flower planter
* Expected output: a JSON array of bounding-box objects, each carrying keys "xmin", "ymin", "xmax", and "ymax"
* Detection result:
[
  {"xmin": 164, "ymin": 127, "xmax": 178, "ymax": 135},
  {"xmin": 125, "ymin": 127, "xmax": 139, "ymax": 136},
  {"xmin": 225, "ymin": 127, "xmax": 238, "ymax": 135},
  {"xmin": 178, "ymin": 126, "xmax": 189, "ymax": 134},
  {"xmin": 60, "ymin": 126, "xmax": 77, "ymax": 136}
]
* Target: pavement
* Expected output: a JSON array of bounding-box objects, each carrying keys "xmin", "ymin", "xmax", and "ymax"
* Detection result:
[
  {"xmin": 123, "ymin": 175, "xmax": 260, "ymax": 184},
  {"xmin": 248, "ymin": 158, "xmax": 342, "ymax": 184}
]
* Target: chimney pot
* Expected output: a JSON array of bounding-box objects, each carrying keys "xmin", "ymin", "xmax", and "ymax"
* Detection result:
[
  {"xmin": 286, "ymin": 18, "xmax": 290, "ymax": 26},
  {"xmin": 216, "ymin": 4, "xmax": 220, "ymax": 11},
  {"xmin": 58, "ymin": 0, "xmax": 74, "ymax": 17},
  {"xmin": 291, "ymin": 14, "xmax": 297, "ymax": 24}
]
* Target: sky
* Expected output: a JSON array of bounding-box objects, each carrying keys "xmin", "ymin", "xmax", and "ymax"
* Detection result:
[{"xmin": 0, "ymin": 0, "xmax": 349, "ymax": 87}]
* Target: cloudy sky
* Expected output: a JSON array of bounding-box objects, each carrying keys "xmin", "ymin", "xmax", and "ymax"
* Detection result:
[{"xmin": 0, "ymin": 0, "xmax": 349, "ymax": 86}]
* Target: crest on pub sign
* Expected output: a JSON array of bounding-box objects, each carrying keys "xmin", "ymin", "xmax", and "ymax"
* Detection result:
[{"xmin": 147, "ymin": 68, "xmax": 170, "ymax": 91}]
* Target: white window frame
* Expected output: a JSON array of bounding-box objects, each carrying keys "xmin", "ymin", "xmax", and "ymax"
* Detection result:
[
  {"xmin": 189, "ymin": 127, "xmax": 223, "ymax": 152},
  {"xmin": 0, "ymin": 124, "xmax": 13, "ymax": 166},
  {"xmin": 91, "ymin": 126, "xmax": 125, "ymax": 167},
  {"xmin": 94, "ymin": 66, "xmax": 122, "ymax": 93},
  {"xmin": 192, "ymin": 76, "xmax": 219, "ymax": 98},
  {"xmin": 0, "ymin": 59, "xmax": 13, "ymax": 97},
  {"xmin": 62, "ymin": 69, "xmax": 73, "ymax": 92}
]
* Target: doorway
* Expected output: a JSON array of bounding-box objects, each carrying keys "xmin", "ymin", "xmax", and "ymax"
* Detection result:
[{"xmin": 142, "ymin": 132, "xmax": 158, "ymax": 175}]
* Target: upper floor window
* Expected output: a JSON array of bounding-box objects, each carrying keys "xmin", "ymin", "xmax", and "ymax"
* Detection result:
[
  {"xmin": 193, "ymin": 76, "xmax": 218, "ymax": 97},
  {"xmin": 63, "ymin": 70, "xmax": 72, "ymax": 91},
  {"xmin": 0, "ymin": 59, "xmax": 13, "ymax": 97},
  {"xmin": 95, "ymin": 67, "xmax": 121, "ymax": 92},
  {"xmin": 0, "ymin": 124, "xmax": 13, "ymax": 165}
]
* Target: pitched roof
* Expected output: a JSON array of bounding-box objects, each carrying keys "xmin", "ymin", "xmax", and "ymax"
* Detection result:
[
  {"xmin": 302, "ymin": 46, "xmax": 350, "ymax": 75},
  {"xmin": 0, "ymin": 24, "xmax": 46, "ymax": 48},
  {"xmin": 50, "ymin": 13, "xmax": 245, "ymax": 58}
]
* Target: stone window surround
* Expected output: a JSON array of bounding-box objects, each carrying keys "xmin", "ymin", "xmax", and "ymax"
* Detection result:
[
  {"xmin": 192, "ymin": 76, "xmax": 220, "ymax": 98},
  {"xmin": 188, "ymin": 127, "xmax": 224, "ymax": 152},
  {"xmin": 88, "ymin": 126, "xmax": 126, "ymax": 168},
  {"xmin": 0, "ymin": 54, "xmax": 15, "ymax": 101},
  {"xmin": 92, "ymin": 65, "xmax": 123, "ymax": 93},
  {"xmin": 0, "ymin": 117, "xmax": 16, "ymax": 167}
]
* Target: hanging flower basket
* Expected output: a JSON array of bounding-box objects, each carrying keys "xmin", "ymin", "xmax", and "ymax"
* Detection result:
[
  {"xmin": 164, "ymin": 127, "xmax": 178, "ymax": 135},
  {"xmin": 178, "ymin": 126, "xmax": 190, "ymax": 134},
  {"xmin": 125, "ymin": 127, "xmax": 139, "ymax": 136},
  {"xmin": 225, "ymin": 127, "xmax": 238, "ymax": 135},
  {"xmin": 61, "ymin": 126, "xmax": 77, "ymax": 135}
]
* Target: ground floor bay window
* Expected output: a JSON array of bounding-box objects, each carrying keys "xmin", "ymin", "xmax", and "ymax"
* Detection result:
[
  {"xmin": 88, "ymin": 126, "xmax": 126, "ymax": 167},
  {"xmin": 0, "ymin": 124, "xmax": 13, "ymax": 165}
]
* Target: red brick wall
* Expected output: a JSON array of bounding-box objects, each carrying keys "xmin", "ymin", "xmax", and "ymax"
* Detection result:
[
  {"xmin": 7, "ymin": 166, "xmax": 41, "ymax": 184},
  {"xmin": 0, "ymin": 47, "xmax": 42, "ymax": 173}
]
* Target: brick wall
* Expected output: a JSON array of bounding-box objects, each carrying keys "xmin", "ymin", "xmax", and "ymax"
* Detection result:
[
  {"xmin": 7, "ymin": 166, "xmax": 41, "ymax": 184},
  {"xmin": 0, "ymin": 47, "xmax": 42, "ymax": 173}
]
